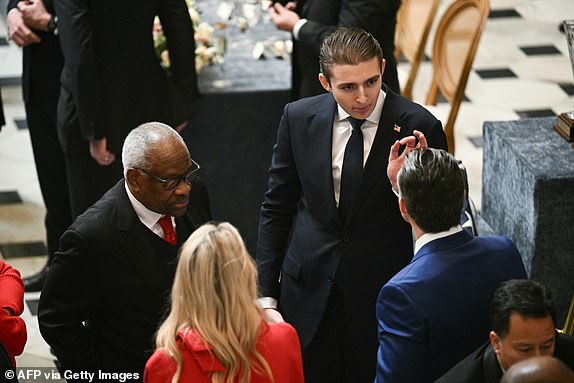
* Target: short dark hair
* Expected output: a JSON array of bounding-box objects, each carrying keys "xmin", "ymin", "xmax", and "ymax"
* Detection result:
[
  {"xmin": 491, "ymin": 279, "xmax": 556, "ymax": 339},
  {"xmin": 397, "ymin": 148, "xmax": 463, "ymax": 233},
  {"xmin": 319, "ymin": 27, "xmax": 384, "ymax": 81}
]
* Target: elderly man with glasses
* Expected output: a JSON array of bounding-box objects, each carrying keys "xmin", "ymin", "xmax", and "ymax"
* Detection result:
[{"xmin": 38, "ymin": 122, "xmax": 211, "ymax": 379}]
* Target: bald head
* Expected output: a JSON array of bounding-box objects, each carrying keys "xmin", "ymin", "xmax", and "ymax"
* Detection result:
[{"xmin": 501, "ymin": 356, "xmax": 574, "ymax": 383}]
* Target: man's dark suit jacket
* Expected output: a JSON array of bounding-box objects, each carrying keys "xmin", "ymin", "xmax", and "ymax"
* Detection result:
[
  {"xmin": 436, "ymin": 336, "xmax": 574, "ymax": 383},
  {"xmin": 55, "ymin": 0, "xmax": 199, "ymax": 155},
  {"xmin": 291, "ymin": 0, "xmax": 401, "ymax": 99},
  {"xmin": 375, "ymin": 231, "xmax": 527, "ymax": 383},
  {"xmin": 7, "ymin": 0, "xmax": 72, "ymax": 258},
  {"xmin": 38, "ymin": 180, "xmax": 211, "ymax": 373},
  {"xmin": 54, "ymin": 0, "xmax": 199, "ymax": 216},
  {"xmin": 257, "ymin": 84, "xmax": 447, "ymax": 371}
]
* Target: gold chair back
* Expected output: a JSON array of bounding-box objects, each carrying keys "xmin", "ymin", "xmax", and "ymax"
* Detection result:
[
  {"xmin": 394, "ymin": 0, "xmax": 442, "ymax": 100},
  {"xmin": 425, "ymin": 0, "xmax": 490, "ymax": 154}
]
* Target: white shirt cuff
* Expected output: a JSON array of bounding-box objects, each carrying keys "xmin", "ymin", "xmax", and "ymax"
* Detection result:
[
  {"xmin": 292, "ymin": 18, "xmax": 307, "ymax": 40},
  {"xmin": 256, "ymin": 297, "xmax": 278, "ymax": 309}
]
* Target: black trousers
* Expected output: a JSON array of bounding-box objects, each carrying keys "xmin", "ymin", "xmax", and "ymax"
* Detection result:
[
  {"xmin": 23, "ymin": 40, "xmax": 72, "ymax": 261},
  {"xmin": 302, "ymin": 289, "xmax": 376, "ymax": 383},
  {"xmin": 57, "ymin": 86, "xmax": 123, "ymax": 219}
]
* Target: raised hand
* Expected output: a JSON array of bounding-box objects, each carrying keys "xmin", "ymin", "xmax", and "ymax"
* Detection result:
[{"xmin": 387, "ymin": 130, "xmax": 428, "ymax": 193}]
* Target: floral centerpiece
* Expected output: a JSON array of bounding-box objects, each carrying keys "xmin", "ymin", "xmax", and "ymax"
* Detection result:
[{"xmin": 153, "ymin": 0, "xmax": 216, "ymax": 73}]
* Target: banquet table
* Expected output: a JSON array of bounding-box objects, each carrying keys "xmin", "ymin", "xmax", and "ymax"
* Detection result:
[{"xmin": 181, "ymin": 0, "xmax": 292, "ymax": 253}]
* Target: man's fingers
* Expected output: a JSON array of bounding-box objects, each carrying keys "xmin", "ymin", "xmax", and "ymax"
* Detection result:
[
  {"xmin": 11, "ymin": 29, "xmax": 40, "ymax": 45},
  {"xmin": 397, "ymin": 136, "xmax": 416, "ymax": 148},
  {"xmin": 413, "ymin": 130, "xmax": 428, "ymax": 149},
  {"xmin": 26, "ymin": 30, "xmax": 41, "ymax": 43},
  {"xmin": 388, "ymin": 140, "xmax": 401, "ymax": 162}
]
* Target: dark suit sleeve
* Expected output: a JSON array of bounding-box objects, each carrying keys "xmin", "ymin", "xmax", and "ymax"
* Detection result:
[
  {"xmin": 375, "ymin": 283, "xmax": 427, "ymax": 383},
  {"xmin": 158, "ymin": 0, "xmax": 199, "ymax": 123},
  {"xmin": 298, "ymin": 0, "xmax": 398, "ymax": 53},
  {"xmin": 54, "ymin": 0, "xmax": 106, "ymax": 141},
  {"xmin": 7, "ymin": 0, "xmax": 18, "ymax": 12},
  {"xmin": 189, "ymin": 176, "xmax": 212, "ymax": 223},
  {"xmin": 43, "ymin": 0, "xmax": 56, "ymax": 14},
  {"xmin": 256, "ymin": 103, "xmax": 302, "ymax": 300},
  {"xmin": 38, "ymin": 228, "xmax": 102, "ymax": 368},
  {"xmin": 425, "ymin": 119, "xmax": 448, "ymax": 152}
]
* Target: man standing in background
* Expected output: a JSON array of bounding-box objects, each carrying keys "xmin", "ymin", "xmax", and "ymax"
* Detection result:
[
  {"xmin": 54, "ymin": 0, "xmax": 199, "ymax": 219},
  {"xmin": 269, "ymin": 0, "xmax": 401, "ymax": 99},
  {"xmin": 7, "ymin": 0, "xmax": 72, "ymax": 291}
]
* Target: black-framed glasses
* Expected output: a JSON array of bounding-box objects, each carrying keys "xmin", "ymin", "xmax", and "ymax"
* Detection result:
[{"xmin": 136, "ymin": 159, "xmax": 201, "ymax": 190}]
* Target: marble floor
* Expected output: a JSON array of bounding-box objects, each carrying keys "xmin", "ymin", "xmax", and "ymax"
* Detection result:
[{"xmin": 1, "ymin": 0, "xmax": 573, "ymax": 373}]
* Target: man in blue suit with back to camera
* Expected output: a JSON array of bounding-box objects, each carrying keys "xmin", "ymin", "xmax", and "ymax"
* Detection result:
[{"xmin": 375, "ymin": 147, "xmax": 527, "ymax": 383}]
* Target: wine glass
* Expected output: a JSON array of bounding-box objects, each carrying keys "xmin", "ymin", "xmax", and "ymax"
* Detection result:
[
  {"xmin": 212, "ymin": 22, "xmax": 231, "ymax": 89},
  {"xmin": 241, "ymin": 0, "xmax": 262, "ymax": 28}
]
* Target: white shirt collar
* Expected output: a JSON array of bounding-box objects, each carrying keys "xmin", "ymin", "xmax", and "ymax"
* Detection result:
[
  {"xmin": 124, "ymin": 181, "xmax": 164, "ymax": 230},
  {"xmin": 336, "ymin": 89, "xmax": 386, "ymax": 125},
  {"xmin": 414, "ymin": 225, "xmax": 463, "ymax": 255}
]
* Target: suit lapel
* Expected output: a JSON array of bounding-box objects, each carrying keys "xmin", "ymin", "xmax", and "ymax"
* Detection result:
[
  {"xmin": 115, "ymin": 184, "xmax": 170, "ymax": 301},
  {"xmin": 307, "ymin": 95, "xmax": 342, "ymax": 230}
]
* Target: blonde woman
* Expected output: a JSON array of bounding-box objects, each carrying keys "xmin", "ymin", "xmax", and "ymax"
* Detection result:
[{"xmin": 144, "ymin": 222, "xmax": 304, "ymax": 383}]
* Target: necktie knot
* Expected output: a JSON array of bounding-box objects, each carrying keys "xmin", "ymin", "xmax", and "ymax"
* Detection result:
[
  {"xmin": 158, "ymin": 215, "xmax": 177, "ymax": 245},
  {"xmin": 348, "ymin": 117, "xmax": 366, "ymax": 131}
]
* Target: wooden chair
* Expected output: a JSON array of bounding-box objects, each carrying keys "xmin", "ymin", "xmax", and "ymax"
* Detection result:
[
  {"xmin": 425, "ymin": 0, "xmax": 490, "ymax": 154},
  {"xmin": 394, "ymin": 0, "xmax": 441, "ymax": 100},
  {"xmin": 558, "ymin": 295, "xmax": 574, "ymax": 336}
]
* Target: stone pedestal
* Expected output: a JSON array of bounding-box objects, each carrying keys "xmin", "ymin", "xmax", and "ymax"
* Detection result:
[{"xmin": 482, "ymin": 117, "xmax": 574, "ymax": 325}]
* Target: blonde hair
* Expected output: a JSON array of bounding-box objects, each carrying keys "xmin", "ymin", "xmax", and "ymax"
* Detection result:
[{"xmin": 155, "ymin": 222, "xmax": 273, "ymax": 383}]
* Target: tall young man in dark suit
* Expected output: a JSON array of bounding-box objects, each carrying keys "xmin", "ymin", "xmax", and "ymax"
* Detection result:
[
  {"xmin": 256, "ymin": 27, "xmax": 447, "ymax": 383},
  {"xmin": 7, "ymin": 0, "xmax": 72, "ymax": 291},
  {"xmin": 38, "ymin": 122, "xmax": 211, "ymax": 377},
  {"xmin": 437, "ymin": 280, "xmax": 574, "ymax": 383},
  {"xmin": 269, "ymin": 0, "xmax": 401, "ymax": 99},
  {"xmin": 375, "ymin": 148, "xmax": 527, "ymax": 383},
  {"xmin": 54, "ymin": 0, "xmax": 199, "ymax": 219}
]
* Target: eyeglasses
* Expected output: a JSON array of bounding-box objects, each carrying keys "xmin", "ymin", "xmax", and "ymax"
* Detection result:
[{"xmin": 136, "ymin": 159, "xmax": 201, "ymax": 190}]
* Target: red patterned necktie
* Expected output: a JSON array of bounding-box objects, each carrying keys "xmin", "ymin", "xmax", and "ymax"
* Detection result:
[{"xmin": 157, "ymin": 215, "xmax": 177, "ymax": 245}]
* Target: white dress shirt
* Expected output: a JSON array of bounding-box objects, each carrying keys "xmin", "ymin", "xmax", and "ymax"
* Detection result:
[
  {"xmin": 414, "ymin": 225, "xmax": 463, "ymax": 255},
  {"xmin": 125, "ymin": 182, "xmax": 175, "ymax": 238},
  {"xmin": 332, "ymin": 89, "xmax": 386, "ymax": 205}
]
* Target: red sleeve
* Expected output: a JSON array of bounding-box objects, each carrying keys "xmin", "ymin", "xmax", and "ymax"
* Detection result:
[
  {"xmin": 282, "ymin": 324, "xmax": 305, "ymax": 383},
  {"xmin": 0, "ymin": 310, "xmax": 27, "ymax": 359},
  {"xmin": 265, "ymin": 322, "xmax": 305, "ymax": 383},
  {"xmin": 144, "ymin": 350, "xmax": 177, "ymax": 383},
  {"xmin": 0, "ymin": 261, "xmax": 24, "ymax": 316}
]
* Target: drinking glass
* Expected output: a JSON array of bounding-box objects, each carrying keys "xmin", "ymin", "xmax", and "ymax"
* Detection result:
[{"xmin": 212, "ymin": 22, "xmax": 231, "ymax": 89}]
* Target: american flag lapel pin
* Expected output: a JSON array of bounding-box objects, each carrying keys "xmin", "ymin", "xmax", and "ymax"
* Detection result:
[{"xmin": 393, "ymin": 124, "xmax": 401, "ymax": 132}]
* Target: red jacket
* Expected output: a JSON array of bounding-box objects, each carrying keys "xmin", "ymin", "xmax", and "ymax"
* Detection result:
[
  {"xmin": 144, "ymin": 321, "xmax": 304, "ymax": 383},
  {"xmin": 0, "ymin": 261, "xmax": 27, "ymax": 367}
]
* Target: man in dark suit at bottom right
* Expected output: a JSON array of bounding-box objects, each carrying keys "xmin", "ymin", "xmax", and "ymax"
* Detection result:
[
  {"xmin": 437, "ymin": 279, "xmax": 574, "ymax": 383},
  {"xmin": 375, "ymin": 148, "xmax": 527, "ymax": 383}
]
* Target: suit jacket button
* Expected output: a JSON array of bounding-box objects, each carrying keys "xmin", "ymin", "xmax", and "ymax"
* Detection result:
[
  {"xmin": 327, "ymin": 274, "xmax": 333, "ymax": 283},
  {"xmin": 342, "ymin": 234, "xmax": 350, "ymax": 242}
]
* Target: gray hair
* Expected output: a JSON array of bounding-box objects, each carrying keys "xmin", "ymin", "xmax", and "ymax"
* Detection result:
[{"xmin": 122, "ymin": 122, "xmax": 186, "ymax": 176}]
